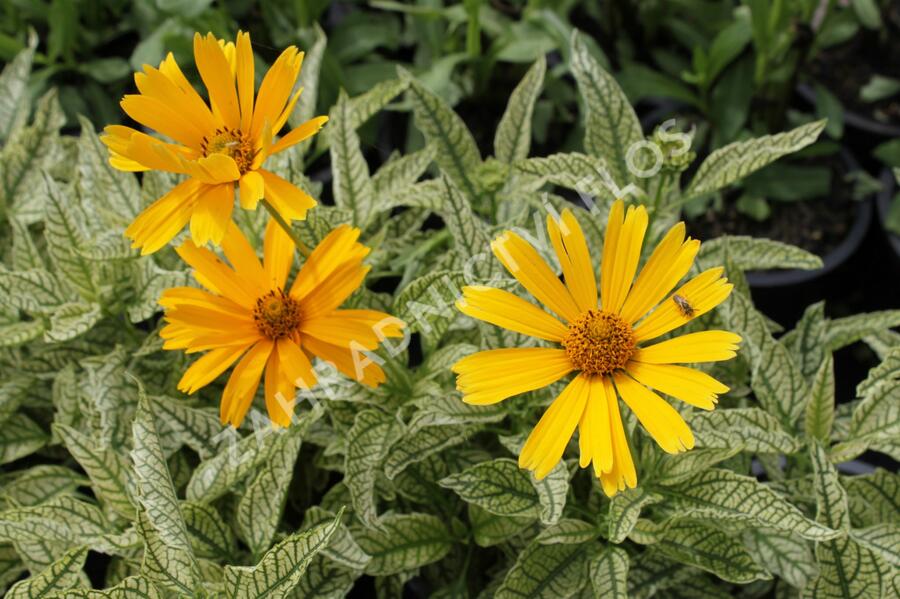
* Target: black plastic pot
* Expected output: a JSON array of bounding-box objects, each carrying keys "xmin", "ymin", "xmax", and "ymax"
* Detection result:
[
  {"xmin": 797, "ymin": 84, "xmax": 900, "ymax": 138},
  {"xmin": 876, "ymin": 168, "xmax": 900, "ymax": 259}
]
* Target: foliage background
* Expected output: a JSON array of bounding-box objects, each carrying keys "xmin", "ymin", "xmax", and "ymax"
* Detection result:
[{"xmin": 0, "ymin": 1, "xmax": 898, "ymax": 598}]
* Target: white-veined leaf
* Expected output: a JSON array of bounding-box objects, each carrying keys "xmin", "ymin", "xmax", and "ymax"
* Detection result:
[
  {"xmin": 0, "ymin": 412, "xmax": 47, "ymax": 464},
  {"xmin": 495, "ymin": 56, "xmax": 545, "ymax": 164},
  {"xmin": 345, "ymin": 409, "xmax": 401, "ymax": 528},
  {"xmin": 5, "ymin": 544, "xmax": 87, "ymax": 599},
  {"xmin": 824, "ymin": 310, "xmax": 900, "ymax": 351},
  {"xmin": 469, "ymin": 503, "xmax": 533, "ymax": 547},
  {"xmin": 844, "ymin": 469, "xmax": 900, "ymax": 528},
  {"xmin": 290, "ymin": 25, "xmax": 326, "ymax": 129},
  {"xmin": 805, "ymin": 354, "xmax": 835, "ymax": 443},
  {"xmin": 691, "ymin": 407, "xmax": 803, "ymax": 454},
  {"xmin": 589, "ymin": 546, "xmax": 629, "ymax": 599},
  {"xmin": 384, "ymin": 423, "xmax": 470, "ymax": 480},
  {"xmin": 75, "ymin": 115, "xmax": 140, "ymax": 226},
  {"xmin": 0, "ymin": 319, "xmax": 45, "ymax": 347},
  {"xmin": 372, "ymin": 145, "xmax": 435, "ymax": 195},
  {"xmin": 743, "ymin": 528, "xmax": 818, "ymax": 589},
  {"xmin": 495, "ymin": 537, "xmax": 589, "ymax": 599},
  {"xmin": 302, "ymin": 506, "xmax": 370, "ymax": 571},
  {"xmin": 513, "ymin": 152, "xmax": 617, "ymax": 202},
  {"xmin": 182, "ymin": 501, "xmax": 236, "ymax": 562},
  {"xmin": 805, "ymin": 535, "xmax": 893, "ymax": 599},
  {"xmin": 535, "ymin": 519, "xmax": 598, "ymax": 545},
  {"xmin": 439, "ymin": 458, "xmax": 541, "ymax": 518},
  {"xmin": 810, "ymin": 441, "xmax": 850, "ymax": 533},
  {"xmin": 357, "ymin": 513, "xmax": 453, "ymax": 576},
  {"xmin": 288, "ymin": 555, "xmax": 358, "ymax": 599},
  {"xmin": 696, "ymin": 236, "xmax": 823, "ymax": 273},
  {"xmin": 44, "ymin": 302, "xmax": 102, "ymax": 342},
  {"xmin": 686, "ymin": 120, "xmax": 826, "ymax": 197},
  {"xmin": 0, "ymin": 465, "xmax": 84, "ymax": 508},
  {"xmin": 0, "ymin": 267, "xmax": 72, "ymax": 313},
  {"xmin": 135, "ymin": 508, "xmax": 198, "ymax": 596},
  {"xmin": 223, "ymin": 510, "xmax": 342, "ymax": 598},
  {"xmin": 0, "ymin": 34, "xmax": 37, "ymax": 142},
  {"xmin": 608, "ymin": 486, "xmax": 663, "ymax": 544},
  {"xmin": 329, "ymin": 92, "xmax": 374, "ymax": 227},
  {"xmin": 42, "ymin": 174, "xmax": 98, "ymax": 301},
  {"xmin": 50, "ymin": 574, "xmax": 163, "ymax": 598}
]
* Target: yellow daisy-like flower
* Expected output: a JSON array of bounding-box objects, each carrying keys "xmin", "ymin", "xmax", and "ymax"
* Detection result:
[
  {"xmin": 103, "ymin": 31, "xmax": 328, "ymax": 254},
  {"xmin": 452, "ymin": 200, "xmax": 741, "ymax": 496},
  {"xmin": 160, "ymin": 220, "xmax": 405, "ymax": 428}
]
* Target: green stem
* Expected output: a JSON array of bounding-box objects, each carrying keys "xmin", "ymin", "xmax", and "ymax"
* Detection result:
[{"xmin": 260, "ymin": 198, "xmax": 310, "ymax": 257}]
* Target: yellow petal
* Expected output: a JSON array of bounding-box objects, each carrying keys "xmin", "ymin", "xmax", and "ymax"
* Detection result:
[
  {"xmin": 134, "ymin": 64, "xmax": 218, "ymax": 133},
  {"xmin": 599, "ymin": 376, "xmax": 636, "ymax": 497},
  {"xmin": 264, "ymin": 345, "xmax": 296, "ymax": 428},
  {"xmin": 626, "ymin": 361, "xmax": 728, "ymax": 410},
  {"xmin": 178, "ymin": 345, "xmax": 249, "ymax": 394},
  {"xmin": 578, "ymin": 374, "xmax": 613, "ymax": 475},
  {"xmin": 491, "ymin": 231, "xmax": 581, "ymax": 323},
  {"xmin": 290, "ymin": 225, "xmax": 367, "ymax": 299},
  {"xmin": 299, "ymin": 261, "xmax": 370, "ymax": 320},
  {"xmin": 235, "ymin": 31, "xmax": 255, "ymax": 132},
  {"xmin": 189, "ymin": 183, "xmax": 234, "ymax": 247},
  {"xmin": 270, "ymin": 116, "xmax": 329, "ymax": 155},
  {"xmin": 277, "ymin": 338, "xmax": 316, "ymax": 390},
  {"xmin": 120, "ymin": 94, "xmax": 205, "ymax": 149},
  {"xmin": 193, "ymin": 33, "xmax": 240, "ymax": 129},
  {"xmin": 125, "ymin": 178, "xmax": 203, "ymax": 255},
  {"xmin": 546, "ymin": 209, "xmax": 597, "ymax": 313},
  {"xmin": 456, "ymin": 285, "xmax": 569, "ymax": 342},
  {"xmin": 520, "ymin": 373, "xmax": 590, "ymax": 479},
  {"xmin": 614, "ymin": 373, "xmax": 694, "ymax": 454},
  {"xmin": 600, "ymin": 202, "xmax": 648, "ymax": 315},
  {"xmin": 175, "ymin": 241, "xmax": 258, "ymax": 309},
  {"xmin": 632, "ymin": 330, "xmax": 742, "ymax": 364},
  {"xmin": 452, "ymin": 348, "xmax": 573, "ymax": 405},
  {"xmin": 619, "ymin": 222, "xmax": 700, "ymax": 324},
  {"xmin": 301, "ymin": 310, "xmax": 403, "ymax": 350},
  {"xmin": 259, "ymin": 169, "xmax": 317, "ymax": 221},
  {"xmin": 264, "ymin": 217, "xmax": 294, "ymax": 290},
  {"xmin": 220, "ymin": 221, "xmax": 267, "ymax": 290},
  {"xmin": 633, "ymin": 267, "xmax": 734, "ymax": 342},
  {"xmin": 303, "ymin": 335, "xmax": 386, "ymax": 387},
  {"xmin": 238, "ymin": 171, "xmax": 265, "ymax": 210},
  {"xmin": 221, "ymin": 339, "xmax": 273, "ymax": 427},
  {"xmin": 251, "ymin": 47, "xmax": 303, "ymax": 140}
]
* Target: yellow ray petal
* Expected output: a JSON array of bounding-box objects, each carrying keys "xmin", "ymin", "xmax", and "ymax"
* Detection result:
[
  {"xmin": 120, "ymin": 94, "xmax": 205, "ymax": 149},
  {"xmin": 599, "ymin": 376, "xmax": 636, "ymax": 497},
  {"xmin": 546, "ymin": 209, "xmax": 597, "ymax": 313},
  {"xmin": 264, "ymin": 217, "xmax": 294, "ymax": 290},
  {"xmin": 178, "ymin": 344, "xmax": 249, "ymax": 394},
  {"xmin": 491, "ymin": 231, "xmax": 581, "ymax": 323},
  {"xmin": 220, "ymin": 221, "xmax": 267, "ymax": 290},
  {"xmin": 290, "ymin": 225, "xmax": 367, "ymax": 299},
  {"xmin": 633, "ymin": 267, "xmax": 734, "ymax": 342},
  {"xmin": 102, "ymin": 126, "xmax": 193, "ymax": 174},
  {"xmin": 578, "ymin": 375, "xmax": 613, "ymax": 475},
  {"xmin": 614, "ymin": 373, "xmax": 694, "ymax": 454},
  {"xmin": 520, "ymin": 373, "xmax": 590, "ymax": 479},
  {"xmin": 452, "ymin": 348, "xmax": 573, "ymax": 405},
  {"xmin": 600, "ymin": 202, "xmax": 648, "ymax": 315},
  {"xmin": 221, "ymin": 339, "xmax": 273, "ymax": 427},
  {"xmin": 632, "ymin": 330, "xmax": 742, "ymax": 364},
  {"xmin": 193, "ymin": 33, "xmax": 240, "ymax": 129},
  {"xmin": 235, "ymin": 31, "xmax": 254, "ymax": 132},
  {"xmin": 189, "ymin": 183, "xmax": 234, "ymax": 247},
  {"xmin": 301, "ymin": 310, "xmax": 403, "ymax": 350},
  {"xmin": 303, "ymin": 335, "xmax": 386, "ymax": 387},
  {"xmin": 619, "ymin": 222, "xmax": 701, "ymax": 324},
  {"xmin": 299, "ymin": 261, "xmax": 370, "ymax": 320},
  {"xmin": 264, "ymin": 345, "xmax": 296, "ymax": 428},
  {"xmin": 258, "ymin": 169, "xmax": 317, "ymax": 222},
  {"xmin": 176, "ymin": 241, "xmax": 257, "ymax": 309},
  {"xmin": 238, "ymin": 171, "xmax": 265, "ymax": 209},
  {"xmin": 456, "ymin": 286, "xmax": 569, "ymax": 342},
  {"xmin": 125, "ymin": 178, "xmax": 203, "ymax": 255},
  {"xmin": 270, "ymin": 116, "xmax": 329, "ymax": 155},
  {"xmin": 251, "ymin": 47, "xmax": 303, "ymax": 139},
  {"xmin": 277, "ymin": 338, "xmax": 317, "ymax": 390},
  {"xmin": 134, "ymin": 64, "xmax": 218, "ymax": 133},
  {"xmin": 626, "ymin": 361, "xmax": 728, "ymax": 410}
]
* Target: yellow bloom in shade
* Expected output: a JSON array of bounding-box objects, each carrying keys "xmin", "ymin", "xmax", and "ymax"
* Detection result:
[
  {"xmin": 103, "ymin": 31, "xmax": 328, "ymax": 254},
  {"xmin": 452, "ymin": 200, "xmax": 741, "ymax": 496},
  {"xmin": 160, "ymin": 220, "xmax": 405, "ymax": 428}
]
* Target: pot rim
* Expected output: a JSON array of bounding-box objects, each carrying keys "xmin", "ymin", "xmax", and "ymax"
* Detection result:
[{"xmin": 875, "ymin": 167, "xmax": 900, "ymax": 255}]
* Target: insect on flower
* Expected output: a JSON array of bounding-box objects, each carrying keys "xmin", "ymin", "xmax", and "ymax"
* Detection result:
[{"xmin": 673, "ymin": 294, "xmax": 695, "ymax": 318}]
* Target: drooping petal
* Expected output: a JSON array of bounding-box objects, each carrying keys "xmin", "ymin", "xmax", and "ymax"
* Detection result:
[
  {"xmin": 238, "ymin": 171, "xmax": 265, "ymax": 210},
  {"xmin": 520, "ymin": 373, "xmax": 591, "ymax": 479},
  {"xmin": 277, "ymin": 338, "xmax": 317, "ymax": 390},
  {"xmin": 546, "ymin": 209, "xmax": 597, "ymax": 312},
  {"xmin": 633, "ymin": 267, "xmax": 734, "ymax": 342},
  {"xmin": 614, "ymin": 373, "xmax": 695, "ymax": 454},
  {"xmin": 303, "ymin": 335, "xmax": 386, "ymax": 387},
  {"xmin": 578, "ymin": 375, "xmax": 613, "ymax": 475},
  {"xmin": 120, "ymin": 94, "xmax": 206, "ymax": 149},
  {"xmin": 625, "ymin": 361, "xmax": 728, "ymax": 410},
  {"xmin": 619, "ymin": 222, "xmax": 701, "ymax": 324},
  {"xmin": 264, "ymin": 344, "xmax": 296, "ymax": 428},
  {"xmin": 631, "ymin": 331, "xmax": 743, "ymax": 364},
  {"xmin": 301, "ymin": 310, "xmax": 403, "ymax": 351},
  {"xmin": 178, "ymin": 344, "xmax": 250, "ymax": 394},
  {"xmin": 491, "ymin": 231, "xmax": 581, "ymax": 323},
  {"xmin": 125, "ymin": 178, "xmax": 204, "ymax": 255},
  {"xmin": 221, "ymin": 339, "xmax": 273, "ymax": 426},
  {"xmin": 456, "ymin": 286, "xmax": 569, "ymax": 342},
  {"xmin": 452, "ymin": 348, "xmax": 574, "ymax": 405},
  {"xmin": 258, "ymin": 169, "xmax": 317, "ymax": 222},
  {"xmin": 598, "ymin": 376, "xmax": 636, "ymax": 497},
  {"xmin": 600, "ymin": 201, "xmax": 648, "ymax": 315},
  {"xmin": 189, "ymin": 183, "xmax": 234, "ymax": 247},
  {"xmin": 299, "ymin": 261, "xmax": 370, "ymax": 320}
]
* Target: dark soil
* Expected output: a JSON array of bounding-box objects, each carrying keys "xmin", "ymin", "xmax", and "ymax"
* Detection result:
[
  {"xmin": 809, "ymin": 4, "xmax": 900, "ymax": 126},
  {"xmin": 686, "ymin": 157, "xmax": 857, "ymax": 259}
]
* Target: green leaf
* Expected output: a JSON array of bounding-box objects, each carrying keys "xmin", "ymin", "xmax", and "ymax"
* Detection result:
[
  {"xmin": 691, "ymin": 407, "xmax": 802, "ymax": 454},
  {"xmin": 851, "ymin": 0, "xmax": 882, "ymax": 29},
  {"xmin": 570, "ymin": 31, "xmax": 643, "ymax": 187},
  {"xmin": 437, "ymin": 176, "xmax": 496, "ymax": 280},
  {"xmin": 811, "ymin": 441, "xmax": 850, "ymax": 533},
  {"xmin": 661, "ymin": 469, "xmax": 839, "ymax": 541},
  {"xmin": 345, "ymin": 409, "xmax": 400, "ymax": 528},
  {"xmin": 135, "ymin": 508, "xmax": 199, "ymax": 596},
  {"xmin": 399, "ymin": 67, "xmax": 482, "ymax": 201},
  {"xmin": 290, "ymin": 25, "xmax": 327, "ymax": 129},
  {"xmin": 806, "ymin": 535, "xmax": 893, "ymax": 598},
  {"xmin": 182, "ymin": 501, "xmax": 236, "ymax": 562},
  {"xmin": 5, "ymin": 545, "xmax": 87, "ymax": 598},
  {"xmin": 131, "ymin": 392, "xmax": 196, "ymax": 557},
  {"xmin": 439, "ymin": 458, "xmax": 541, "ymax": 518},
  {"xmin": 50, "ymin": 575, "xmax": 163, "ymax": 598},
  {"xmin": 589, "ymin": 546, "xmax": 628, "ymax": 599},
  {"xmin": 344, "ymin": 77, "xmax": 408, "ymax": 131},
  {"xmin": 686, "ymin": 120, "xmax": 826, "ymax": 197},
  {"xmin": 696, "ymin": 236, "xmax": 823, "ymax": 272},
  {"xmin": 494, "ymin": 56, "xmax": 546, "ymax": 164},
  {"xmin": 44, "ymin": 302, "xmax": 102, "ymax": 343},
  {"xmin": 495, "ymin": 538, "xmax": 588, "ymax": 598},
  {"xmin": 513, "ymin": 152, "xmax": 617, "ymax": 202},
  {"xmin": 648, "ymin": 519, "xmax": 770, "ymax": 584},
  {"xmin": 356, "ymin": 513, "xmax": 453, "ymax": 576},
  {"xmin": 0, "ymin": 34, "xmax": 36, "ymax": 142},
  {"xmin": 722, "ymin": 289, "xmax": 809, "ymax": 427},
  {"xmin": 0, "ymin": 319, "xmax": 44, "ymax": 347},
  {"xmin": 0, "ymin": 412, "xmax": 47, "ymax": 464},
  {"xmin": 833, "ymin": 349, "xmax": 900, "ymax": 460},
  {"xmin": 371, "ymin": 145, "xmax": 436, "ymax": 195},
  {"xmin": 845, "ymin": 469, "xmax": 900, "ymax": 528},
  {"xmin": 329, "ymin": 92, "xmax": 374, "ymax": 227},
  {"xmin": 384, "ymin": 423, "xmax": 470, "ymax": 480},
  {"xmin": 0, "ymin": 465, "xmax": 84, "ymax": 508},
  {"xmin": 236, "ymin": 426, "xmax": 303, "ymax": 556},
  {"xmin": 469, "ymin": 504, "xmax": 533, "ymax": 547},
  {"xmin": 743, "ymin": 528, "xmax": 818, "ymax": 589},
  {"xmin": 76, "ymin": 115, "xmax": 140, "ymax": 225},
  {"xmin": 0, "ymin": 268, "xmax": 72, "ymax": 313},
  {"xmin": 42, "ymin": 174, "xmax": 98, "ymax": 301},
  {"xmin": 53, "ymin": 423, "xmax": 135, "ymax": 519},
  {"xmin": 302, "ymin": 506, "xmax": 370, "ymax": 570},
  {"xmin": 289, "ymin": 555, "xmax": 358, "ymax": 599},
  {"xmin": 825, "ymin": 310, "xmax": 900, "ymax": 351},
  {"xmin": 608, "ymin": 486, "xmax": 663, "ymax": 544},
  {"xmin": 806, "ymin": 354, "xmax": 836, "ymax": 442},
  {"xmin": 535, "ymin": 519, "xmax": 597, "ymax": 545}
]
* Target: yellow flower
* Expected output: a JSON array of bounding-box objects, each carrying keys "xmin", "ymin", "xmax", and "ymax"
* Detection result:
[
  {"xmin": 103, "ymin": 31, "xmax": 328, "ymax": 255},
  {"xmin": 452, "ymin": 201, "xmax": 741, "ymax": 496},
  {"xmin": 160, "ymin": 220, "xmax": 405, "ymax": 428}
]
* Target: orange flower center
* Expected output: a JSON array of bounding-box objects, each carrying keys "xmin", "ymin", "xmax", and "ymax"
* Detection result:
[
  {"xmin": 201, "ymin": 127, "xmax": 255, "ymax": 174},
  {"xmin": 562, "ymin": 309, "xmax": 635, "ymax": 374},
  {"xmin": 253, "ymin": 289, "xmax": 302, "ymax": 340}
]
